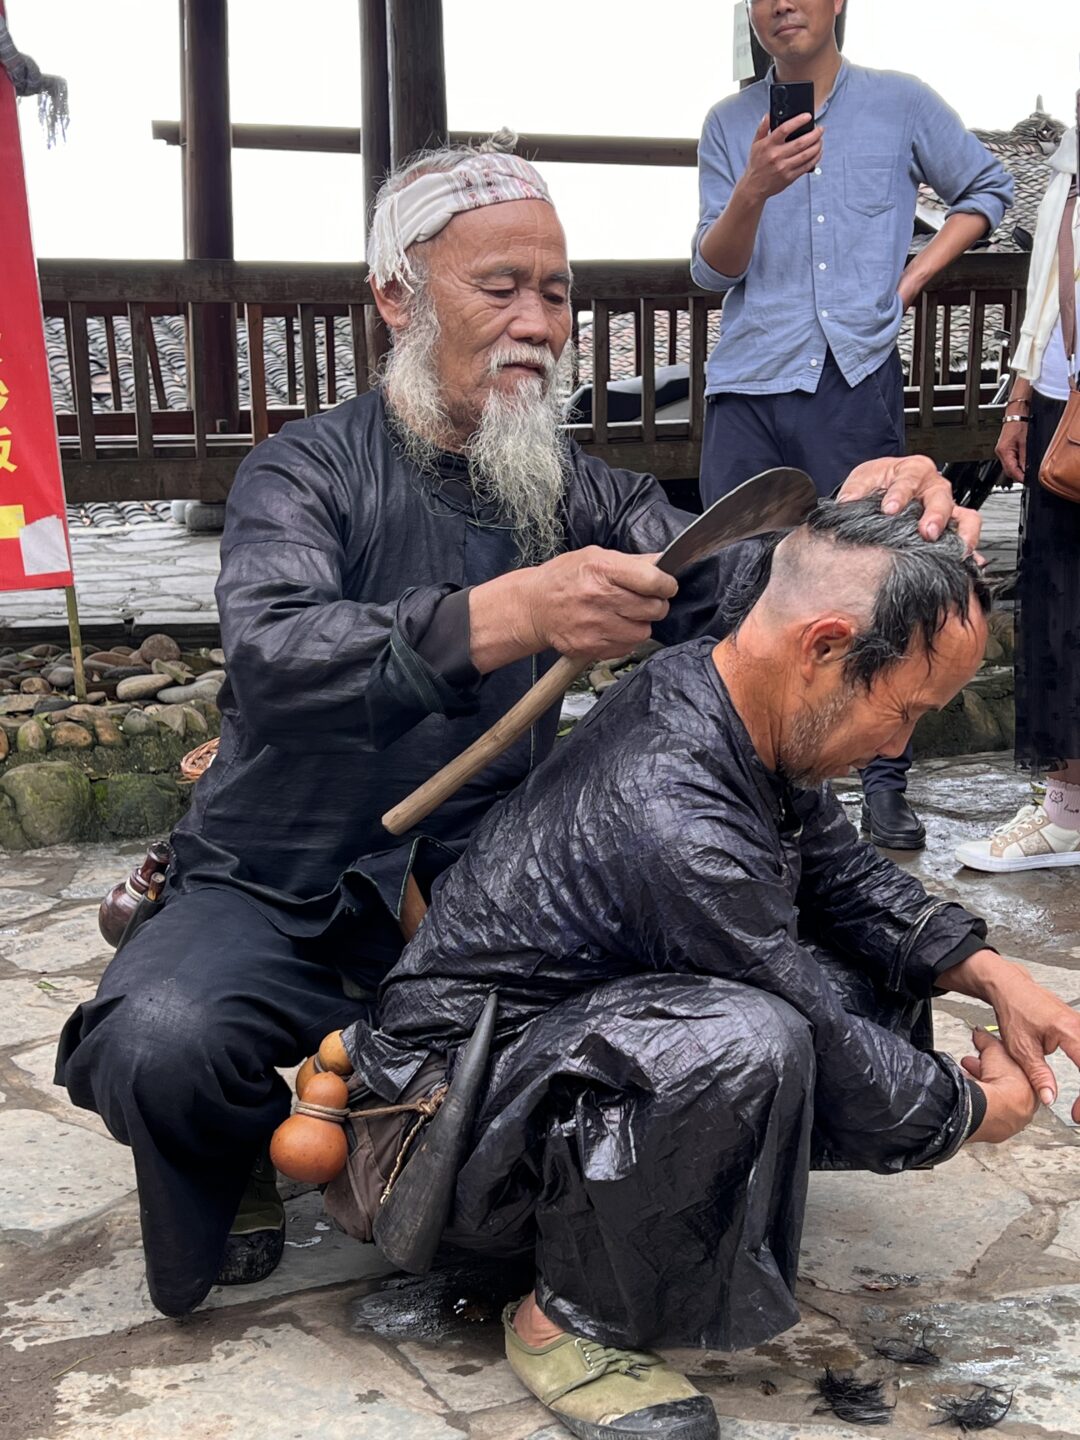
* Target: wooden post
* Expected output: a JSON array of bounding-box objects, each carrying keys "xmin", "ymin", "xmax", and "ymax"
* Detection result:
[
  {"xmin": 178, "ymin": 0, "xmax": 189, "ymax": 252},
  {"xmin": 387, "ymin": 0, "xmax": 448, "ymax": 167},
  {"xmin": 360, "ymin": 0, "xmax": 392, "ymax": 379},
  {"xmin": 360, "ymin": 0, "xmax": 391, "ymax": 234},
  {"xmin": 182, "ymin": 0, "xmax": 238, "ymax": 433},
  {"xmin": 64, "ymin": 588, "xmax": 87, "ymax": 702}
]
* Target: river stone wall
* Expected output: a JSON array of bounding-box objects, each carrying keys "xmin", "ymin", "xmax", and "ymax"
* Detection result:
[{"xmin": 0, "ymin": 634, "xmax": 222, "ymax": 851}]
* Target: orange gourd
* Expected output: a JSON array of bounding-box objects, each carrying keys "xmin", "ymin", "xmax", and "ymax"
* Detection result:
[
  {"xmin": 317, "ymin": 1029, "xmax": 353, "ymax": 1076},
  {"xmin": 269, "ymin": 1071, "xmax": 350, "ymax": 1183},
  {"xmin": 295, "ymin": 1054, "xmax": 321, "ymax": 1098}
]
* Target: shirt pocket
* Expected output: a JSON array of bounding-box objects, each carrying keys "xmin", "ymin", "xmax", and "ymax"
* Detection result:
[{"xmin": 844, "ymin": 154, "xmax": 897, "ymax": 218}]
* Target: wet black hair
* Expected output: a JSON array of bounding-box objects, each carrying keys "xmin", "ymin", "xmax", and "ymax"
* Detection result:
[{"xmin": 719, "ymin": 494, "xmax": 990, "ymax": 691}]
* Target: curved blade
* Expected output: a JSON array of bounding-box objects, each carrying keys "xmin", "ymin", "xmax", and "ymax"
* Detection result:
[{"xmin": 658, "ymin": 468, "xmax": 817, "ymax": 577}]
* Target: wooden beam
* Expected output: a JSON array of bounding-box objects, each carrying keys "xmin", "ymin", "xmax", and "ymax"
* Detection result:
[
  {"xmin": 182, "ymin": 0, "xmax": 238, "ymax": 429},
  {"xmin": 387, "ymin": 0, "xmax": 447, "ymax": 166},
  {"xmin": 152, "ymin": 119, "xmax": 700, "ymax": 167},
  {"xmin": 38, "ymin": 253, "xmax": 1028, "ymax": 307},
  {"xmin": 60, "ymin": 457, "xmax": 238, "ymax": 503}
]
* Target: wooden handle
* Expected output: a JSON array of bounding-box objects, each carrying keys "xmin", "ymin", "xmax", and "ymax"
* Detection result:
[{"xmin": 383, "ymin": 654, "xmax": 587, "ymax": 835}]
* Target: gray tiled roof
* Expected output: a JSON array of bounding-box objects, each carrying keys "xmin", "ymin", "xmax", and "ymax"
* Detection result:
[{"xmin": 916, "ymin": 110, "xmax": 1067, "ymax": 251}]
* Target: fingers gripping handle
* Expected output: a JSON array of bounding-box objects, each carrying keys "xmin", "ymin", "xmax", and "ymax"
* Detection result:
[{"xmin": 382, "ymin": 654, "xmax": 587, "ymax": 836}]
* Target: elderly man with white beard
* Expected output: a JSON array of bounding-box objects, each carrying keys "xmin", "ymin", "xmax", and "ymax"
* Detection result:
[{"xmin": 56, "ymin": 138, "xmax": 976, "ymax": 1322}]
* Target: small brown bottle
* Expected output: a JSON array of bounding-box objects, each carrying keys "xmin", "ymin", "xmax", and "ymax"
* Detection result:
[{"xmin": 98, "ymin": 840, "xmax": 172, "ymax": 946}]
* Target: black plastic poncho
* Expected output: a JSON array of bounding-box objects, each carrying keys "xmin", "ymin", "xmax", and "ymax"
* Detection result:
[{"xmin": 347, "ymin": 638, "xmax": 989, "ymax": 1350}]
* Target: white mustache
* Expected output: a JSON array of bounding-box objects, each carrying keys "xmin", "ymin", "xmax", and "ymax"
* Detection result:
[{"xmin": 490, "ymin": 345, "xmax": 556, "ymax": 379}]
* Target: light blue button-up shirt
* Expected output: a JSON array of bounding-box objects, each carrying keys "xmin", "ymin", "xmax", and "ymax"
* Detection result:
[{"xmin": 692, "ymin": 62, "xmax": 1013, "ymax": 396}]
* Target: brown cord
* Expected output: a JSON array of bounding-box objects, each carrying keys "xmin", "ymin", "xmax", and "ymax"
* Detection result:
[
  {"xmin": 294, "ymin": 1099, "xmax": 350, "ymax": 1122},
  {"xmin": 293, "ymin": 1083, "xmax": 448, "ymax": 1130}
]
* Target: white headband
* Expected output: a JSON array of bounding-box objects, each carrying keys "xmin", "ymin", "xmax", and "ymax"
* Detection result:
[{"xmin": 368, "ymin": 151, "xmax": 553, "ymax": 291}]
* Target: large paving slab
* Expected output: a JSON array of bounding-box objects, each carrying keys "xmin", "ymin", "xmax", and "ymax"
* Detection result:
[
  {"xmin": 0, "ymin": 1110, "xmax": 135, "ymax": 1245},
  {"xmin": 0, "ymin": 976, "xmax": 96, "ymax": 1049},
  {"xmin": 2, "ymin": 1192, "xmax": 396, "ymax": 1352},
  {"xmin": 29, "ymin": 1323, "xmax": 466, "ymax": 1440},
  {"xmin": 799, "ymin": 1153, "xmax": 1031, "ymax": 1295}
]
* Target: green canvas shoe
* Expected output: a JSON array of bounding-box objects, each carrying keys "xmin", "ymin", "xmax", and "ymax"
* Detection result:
[
  {"xmin": 216, "ymin": 1151, "xmax": 285, "ymax": 1286},
  {"xmin": 503, "ymin": 1302, "xmax": 719, "ymax": 1439}
]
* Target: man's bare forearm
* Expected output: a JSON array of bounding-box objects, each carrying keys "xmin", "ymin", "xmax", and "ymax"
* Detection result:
[
  {"xmin": 936, "ymin": 947, "xmax": 1034, "ymax": 1006},
  {"xmin": 697, "ymin": 178, "xmax": 769, "ymax": 281},
  {"xmin": 898, "ymin": 212, "xmax": 990, "ymax": 308}
]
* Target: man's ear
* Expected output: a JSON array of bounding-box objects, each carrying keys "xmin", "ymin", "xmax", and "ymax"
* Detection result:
[
  {"xmin": 799, "ymin": 615, "xmax": 856, "ymax": 680},
  {"xmin": 369, "ymin": 277, "xmax": 412, "ymax": 333}
]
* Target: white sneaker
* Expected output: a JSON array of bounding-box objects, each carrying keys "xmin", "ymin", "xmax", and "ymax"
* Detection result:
[
  {"xmin": 955, "ymin": 804, "xmax": 1080, "ymax": 873},
  {"xmin": 990, "ymin": 801, "xmax": 1041, "ymax": 835}
]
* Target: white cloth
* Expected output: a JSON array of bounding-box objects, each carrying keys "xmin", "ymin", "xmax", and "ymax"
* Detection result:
[
  {"xmin": 1012, "ymin": 126, "xmax": 1079, "ymax": 386},
  {"xmin": 1034, "ymin": 279, "xmax": 1080, "ymax": 400},
  {"xmin": 367, "ymin": 152, "xmax": 552, "ymax": 291}
]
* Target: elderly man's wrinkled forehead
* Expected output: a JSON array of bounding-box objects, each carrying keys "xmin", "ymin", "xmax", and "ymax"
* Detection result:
[{"xmin": 415, "ymin": 199, "xmax": 572, "ymax": 294}]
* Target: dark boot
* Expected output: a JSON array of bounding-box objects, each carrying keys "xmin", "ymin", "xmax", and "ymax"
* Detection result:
[
  {"xmin": 215, "ymin": 1151, "xmax": 285, "ymax": 1286},
  {"xmin": 860, "ymin": 791, "xmax": 926, "ymax": 851}
]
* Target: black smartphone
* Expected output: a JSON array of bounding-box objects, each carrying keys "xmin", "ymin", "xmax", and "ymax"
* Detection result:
[{"xmin": 769, "ymin": 81, "xmax": 815, "ymax": 140}]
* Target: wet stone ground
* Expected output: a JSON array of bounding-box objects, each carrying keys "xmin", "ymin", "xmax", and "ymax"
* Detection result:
[{"xmin": 3, "ymin": 750, "xmax": 1080, "ymax": 1439}]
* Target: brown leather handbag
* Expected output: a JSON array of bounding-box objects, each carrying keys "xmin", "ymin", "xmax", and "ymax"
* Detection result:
[{"xmin": 1039, "ymin": 131, "xmax": 1080, "ymax": 499}]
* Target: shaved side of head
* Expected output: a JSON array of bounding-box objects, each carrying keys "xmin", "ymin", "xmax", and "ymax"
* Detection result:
[{"xmin": 729, "ymin": 496, "xmax": 989, "ymax": 688}]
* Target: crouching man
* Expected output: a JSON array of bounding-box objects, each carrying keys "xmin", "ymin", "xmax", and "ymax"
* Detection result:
[{"xmin": 340, "ymin": 499, "xmax": 1080, "ymax": 1440}]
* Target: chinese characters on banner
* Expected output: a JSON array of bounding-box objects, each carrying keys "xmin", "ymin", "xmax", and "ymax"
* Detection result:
[{"xmin": 0, "ymin": 1, "xmax": 74, "ymax": 593}]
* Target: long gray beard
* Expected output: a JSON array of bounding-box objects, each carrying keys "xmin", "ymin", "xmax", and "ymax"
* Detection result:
[{"xmin": 384, "ymin": 297, "xmax": 569, "ymax": 565}]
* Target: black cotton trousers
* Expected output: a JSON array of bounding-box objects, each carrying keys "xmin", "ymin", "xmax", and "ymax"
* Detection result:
[
  {"xmin": 1014, "ymin": 391, "xmax": 1079, "ymax": 771},
  {"xmin": 54, "ymin": 888, "xmax": 374, "ymax": 1317}
]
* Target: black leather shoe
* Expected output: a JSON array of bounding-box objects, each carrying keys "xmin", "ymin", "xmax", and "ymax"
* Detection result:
[
  {"xmin": 861, "ymin": 791, "xmax": 926, "ymax": 850},
  {"xmin": 215, "ymin": 1151, "xmax": 285, "ymax": 1287}
]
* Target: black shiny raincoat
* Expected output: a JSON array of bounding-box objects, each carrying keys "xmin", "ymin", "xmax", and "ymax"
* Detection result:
[
  {"xmin": 169, "ymin": 390, "xmax": 743, "ymax": 977},
  {"xmin": 347, "ymin": 638, "xmax": 989, "ymax": 1351}
]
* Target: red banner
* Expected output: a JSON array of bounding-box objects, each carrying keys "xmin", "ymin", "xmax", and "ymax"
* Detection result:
[{"xmin": 0, "ymin": 7, "xmax": 74, "ymax": 593}]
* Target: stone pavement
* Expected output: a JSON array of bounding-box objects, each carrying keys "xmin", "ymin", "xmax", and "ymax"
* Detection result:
[
  {"xmin": 0, "ymin": 516, "xmax": 221, "ymax": 643},
  {"xmin": 0, "ymin": 487, "xmax": 1024, "ymax": 644},
  {"xmin": 4, "ymin": 755, "xmax": 1079, "ymax": 1440}
]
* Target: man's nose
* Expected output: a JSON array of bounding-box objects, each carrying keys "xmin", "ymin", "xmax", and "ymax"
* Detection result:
[{"xmin": 505, "ymin": 290, "xmax": 552, "ymax": 345}]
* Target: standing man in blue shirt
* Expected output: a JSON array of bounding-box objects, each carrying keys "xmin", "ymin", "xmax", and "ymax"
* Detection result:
[{"xmin": 692, "ymin": 0, "xmax": 1012, "ymax": 850}]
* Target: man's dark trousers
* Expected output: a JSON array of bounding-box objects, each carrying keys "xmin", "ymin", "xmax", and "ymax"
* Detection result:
[
  {"xmin": 55, "ymin": 889, "xmax": 374, "ymax": 1317},
  {"xmin": 700, "ymin": 348, "xmax": 910, "ymax": 795}
]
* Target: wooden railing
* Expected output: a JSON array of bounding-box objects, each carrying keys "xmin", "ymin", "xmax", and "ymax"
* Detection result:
[{"xmin": 39, "ymin": 251, "xmax": 1028, "ymax": 505}]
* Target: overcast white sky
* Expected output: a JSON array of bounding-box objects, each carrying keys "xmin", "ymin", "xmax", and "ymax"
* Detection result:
[{"xmin": 11, "ymin": 0, "xmax": 1080, "ymax": 262}]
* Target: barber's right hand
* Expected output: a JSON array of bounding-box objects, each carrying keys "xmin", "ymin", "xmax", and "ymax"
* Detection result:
[
  {"xmin": 963, "ymin": 1026, "xmax": 1039, "ymax": 1144},
  {"xmin": 742, "ymin": 113, "xmax": 824, "ymax": 202},
  {"xmin": 995, "ymin": 419, "xmax": 1028, "ymax": 485},
  {"xmin": 523, "ymin": 547, "xmax": 678, "ymax": 661}
]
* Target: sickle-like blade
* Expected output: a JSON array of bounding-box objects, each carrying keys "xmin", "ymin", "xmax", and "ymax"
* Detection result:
[{"xmin": 658, "ymin": 468, "xmax": 818, "ymax": 577}]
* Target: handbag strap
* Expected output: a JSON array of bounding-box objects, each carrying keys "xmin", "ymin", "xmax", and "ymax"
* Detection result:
[{"xmin": 1062, "ymin": 95, "xmax": 1080, "ymax": 383}]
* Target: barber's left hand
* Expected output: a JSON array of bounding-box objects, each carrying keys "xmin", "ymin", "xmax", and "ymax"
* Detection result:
[
  {"xmin": 838, "ymin": 455, "xmax": 981, "ymax": 554},
  {"xmin": 990, "ymin": 969, "xmax": 1080, "ymax": 1122}
]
